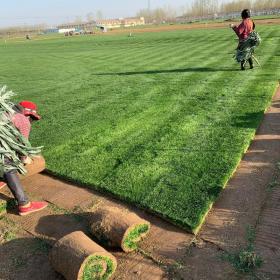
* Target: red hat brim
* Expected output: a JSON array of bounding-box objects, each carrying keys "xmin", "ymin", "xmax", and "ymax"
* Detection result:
[{"xmin": 23, "ymin": 110, "xmax": 41, "ymax": 120}]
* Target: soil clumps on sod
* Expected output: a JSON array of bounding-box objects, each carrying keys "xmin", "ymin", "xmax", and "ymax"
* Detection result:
[
  {"xmin": 89, "ymin": 206, "xmax": 150, "ymax": 252},
  {"xmin": 50, "ymin": 231, "xmax": 117, "ymax": 280}
]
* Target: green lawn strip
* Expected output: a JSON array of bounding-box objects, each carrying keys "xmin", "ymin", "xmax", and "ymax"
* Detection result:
[
  {"xmin": 46, "ymin": 41, "xmax": 232, "ymax": 187},
  {"xmin": 100, "ymin": 78, "xmax": 273, "ymax": 231},
  {"xmin": 41, "ymin": 34, "xmax": 230, "ymax": 181},
  {"xmin": 142, "ymin": 32, "xmax": 279, "ymax": 230},
  {"xmin": 98, "ymin": 35, "xmax": 276, "ymax": 230},
  {"xmin": 0, "ymin": 26, "xmax": 279, "ymax": 232}
]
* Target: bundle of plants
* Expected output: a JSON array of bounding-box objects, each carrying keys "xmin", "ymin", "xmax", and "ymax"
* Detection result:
[
  {"xmin": 90, "ymin": 206, "xmax": 150, "ymax": 253},
  {"xmin": 50, "ymin": 231, "xmax": 117, "ymax": 280},
  {"xmin": 0, "ymin": 86, "xmax": 42, "ymax": 177},
  {"xmin": 235, "ymin": 31, "xmax": 261, "ymax": 63}
]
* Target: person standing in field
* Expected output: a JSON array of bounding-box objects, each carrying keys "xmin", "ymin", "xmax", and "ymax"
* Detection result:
[
  {"xmin": 0, "ymin": 101, "xmax": 48, "ymax": 216},
  {"xmin": 230, "ymin": 9, "xmax": 255, "ymax": 70}
]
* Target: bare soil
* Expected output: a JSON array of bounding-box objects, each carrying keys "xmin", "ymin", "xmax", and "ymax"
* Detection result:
[
  {"xmin": 1, "ymin": 85, "xmax": 280, "ymax": 279},
  {"xmin": 107, "ymin": 18, "xmax": 280, "ymax": 35}
]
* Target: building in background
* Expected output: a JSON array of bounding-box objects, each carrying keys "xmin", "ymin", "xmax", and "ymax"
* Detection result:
[
  {"xmin": 95, "ymin": 17, "xmax": 145, "ymax": 29},
  {"xmin": 57, "ymin": 21, "xmax": 96, "ymax": 33},
  {"xmin": 58, "ymin": 17, "xmax": 146, "ymax": 31},
  {"xmin": 122, "ymin": 17, "xmax": 145, "ymax": 27}
]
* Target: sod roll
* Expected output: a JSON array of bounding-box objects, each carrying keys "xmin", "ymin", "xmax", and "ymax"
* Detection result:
[
  {"xmin": 18, "ymin": 155, "xmax": 45, "ymax": 180},
  {"xmin": 50, "ymin": 231, "xmax": 117, "ymax": 280},
  {"xmin": 90, "ymin": 206, "xmax": 150, "ymax": 252}
]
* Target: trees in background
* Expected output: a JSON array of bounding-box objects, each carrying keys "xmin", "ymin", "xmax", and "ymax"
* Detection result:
[
  {"xmin": 136, "ymin": 6, "xmax": 178, "ymax": 23},
  {"xmin": 187, "ymin": 0, "xmax": 280, "ymax": 16},
  {"xmin": 253, "ymin": 0, "xmax": 280, "ymax": 10},
  {"xmin": 136, "ymin": 0, "xmax": 280, "ymax": 22},
  {"xmin": 0, "ymin": 23, "xmax": 48, "ymax": 37},
  {"xmin": 187, "ymin": 0, "xmax": 219, "ymax": 17}
]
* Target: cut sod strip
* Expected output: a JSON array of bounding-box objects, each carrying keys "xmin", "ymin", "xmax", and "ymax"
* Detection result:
[
  {"xmin": 50, "ymin": 231, "xmax": 117, "ymax": 280},
  {"xmin": 90, "ymin": 206, "xmax": 150, "ymax": 252}
]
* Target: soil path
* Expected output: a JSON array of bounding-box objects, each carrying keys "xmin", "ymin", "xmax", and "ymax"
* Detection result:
[
  {"xmin": 107, "ymin": 18, "xmax": 280, "ymax": 35},
  {"xmin": 1, "ymin": 85, "xmax": 280, "ymax": 279}
]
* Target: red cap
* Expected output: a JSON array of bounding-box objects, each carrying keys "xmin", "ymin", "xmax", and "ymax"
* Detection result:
[{"xmin": 19, "ymin": 101, "xmax": 41, "ymax": 120}]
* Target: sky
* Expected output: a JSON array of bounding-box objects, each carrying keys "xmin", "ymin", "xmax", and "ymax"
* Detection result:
[{"xmin": 0, "ymin": 0, "xmax": 199, "ymax": 28}]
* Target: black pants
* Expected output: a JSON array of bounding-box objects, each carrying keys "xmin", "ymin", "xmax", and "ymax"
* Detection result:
[
  {"xmin": 241, "ymin": 57, "xmax": 253, "ymax": 69},
  {"xmin": 3, "ymin": 158, "xmax": 29, "ymax": 206}
]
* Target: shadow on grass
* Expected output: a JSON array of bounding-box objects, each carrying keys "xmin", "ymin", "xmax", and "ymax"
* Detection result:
[
  {"xmin": 232, "ymin": 106, "xmax": 280, "ymax": 136},
  {"xmin": 231, "ymin": 112, "xmax": 264, "ymax": 129},
  {"xmin": 94, "ymin": 67, "xmax": 239, "ymax": 76}
]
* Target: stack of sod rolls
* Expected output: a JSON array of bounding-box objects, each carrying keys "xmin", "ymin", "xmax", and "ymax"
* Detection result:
[
  {"xmin": 89, "ymin": 206, "xmax": 150, "ymax": 252},
  {"xmin": 0, "ymin": 86, "xmax": 42, "ymax": 177},
  {"xmin": 50, "ymin": 231, "xmax": 117, "ymax": 280}
]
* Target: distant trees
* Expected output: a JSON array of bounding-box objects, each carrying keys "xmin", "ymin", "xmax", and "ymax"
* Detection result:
[
  {"xmin": 0, "ymin": 23, "xmax": 47, "ymax": 37},
  {"xmin": 188, "ymin": 0, "xmax": 219, "ymax": 16},
  {"xmin": 136, "ymin": 6, "xmax": 178, "ymax": 23},
  {"xmin": 183, "ymin": 0, "xmax": 280, "ymax": 17},
  {"xmin": 221, "ymin": 0, "xmax": 280, "ymax": 13},
  {"xmin": 253, "ymin": 0, "xmax": 280, "ymax": 11}
]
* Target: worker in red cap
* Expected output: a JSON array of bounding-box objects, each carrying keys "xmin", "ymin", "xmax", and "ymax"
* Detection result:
[
  {"xmin": 230, "ymin": 9, "xmax": 255, "ymax": 70},
  {"xmin": 0, "ymin": 100, "xmax": 48, "ymax": 216}
]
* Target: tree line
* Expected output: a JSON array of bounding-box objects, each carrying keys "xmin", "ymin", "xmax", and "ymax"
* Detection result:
[
  {"xmin": 137, "ymin": 0, "xmax": 280, "ymax": 22},
  {"xmin": 187, "ymin": 0, "xmax": 280, "ymax": 17}
]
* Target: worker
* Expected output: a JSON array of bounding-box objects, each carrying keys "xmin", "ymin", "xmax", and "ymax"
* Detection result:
[
  {"xmin": 230, "ymin": 9, "xmax": 255, "ymax": 70},
  {"xmin": 0, "ymin": 101, "xmax": 48, "ymax": 216}
]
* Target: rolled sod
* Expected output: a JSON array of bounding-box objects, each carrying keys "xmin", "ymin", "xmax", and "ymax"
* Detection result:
[
  {"xmin": 50, "ymin": 231, "xmax": 117, "ymax": 280},
  {"xmin": 18, "ymin": 155, "xmax": 45, "ymax": 180},
  {"xmin": 90, "ymin": 206, "xmax": 150, "ymax": 252}
]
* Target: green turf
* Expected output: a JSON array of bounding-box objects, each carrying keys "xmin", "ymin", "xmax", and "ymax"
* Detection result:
[
  {"xmin": 123, "ymin": 224, "xmax": 150, "ymax": 251},
  {"xmin": 83, "ymin": 255, "xmax": 116, "ymax": 280},
  {"xmin": 0, "ymin": 25, "xmax": 279, "ymax": 231}
]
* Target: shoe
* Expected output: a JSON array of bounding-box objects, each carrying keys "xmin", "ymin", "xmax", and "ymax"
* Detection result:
[
  {"xmin": 18, "ymin": 201, "xmax": 48, "ymax": 216},
  {"xmin": 0, "ymin": 181, "xmax": 7, "ymax": 190}
]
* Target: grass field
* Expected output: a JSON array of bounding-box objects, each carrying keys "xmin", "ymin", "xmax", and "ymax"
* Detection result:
[{"xmin": 0, "ymin": 25, "xmax": 279, "ymax": 231}]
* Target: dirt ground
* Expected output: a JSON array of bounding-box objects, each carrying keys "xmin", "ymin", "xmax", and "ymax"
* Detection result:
[
  {"xmin": 1, "ymin": 81, "xmax": 280, "ymax": 279},
  {"xmin": 107, "ymin": 18, "xmax": 280, "ymax": 35}
]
